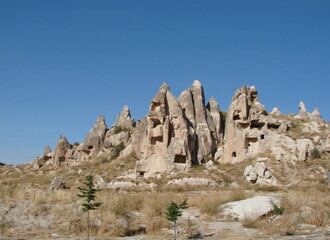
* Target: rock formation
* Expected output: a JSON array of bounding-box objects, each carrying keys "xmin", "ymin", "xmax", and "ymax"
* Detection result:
[
  {"xmin": 115, "ymin": 105, "xmax": 135, "ymax": 129},
  {"xmin": 298, "ymin": 101, "xmax": 309, "ymax": 118},
  {"xmin": 32, "ymin": 81, "xmax": 328, "ymax": 179},
  {"xmin": 134, "ymin": 81, "xmax": 223, "ymax": 177},
  {"xmin": 221, "ymin": 85, "xmax": 270, "ymax": 164},
  {"xmin": 53, "ymin": 136, "xmax": 71, "ymax": 166},
  {"xmin": 244, "ymin": 162, "xmax": 276, "ymax": 185},
  {"xmin": 270, "ymin": 107, "xmax": 281, "ymax": 116}
]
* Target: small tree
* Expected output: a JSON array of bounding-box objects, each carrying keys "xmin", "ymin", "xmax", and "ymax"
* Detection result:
[
  {"xmin": 77, "ymin": 175, "xmax": 102, "ymax": 240},
  {"xmin": 165, "ymin": 199, "xmax": 189, "ymax": 240}
]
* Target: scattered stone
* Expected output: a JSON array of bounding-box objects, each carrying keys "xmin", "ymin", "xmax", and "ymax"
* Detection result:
[
  {"xmin": 94, "ymin": 175, "xmax": 107, "ymax": 188},
  {"xmin": 205, "ymin": 160, "xmax": 214, "ymax": 169},
  {"xmin": 244, "ymin": 162, "xmax": 276, "ymax": 185},
  {"xmin": 49, "ymin": 177, "xmax": 66, "ymax": 190},
  {"xmin": 167, "ymin": 177, "xmax": 216, "ymax": 186}
]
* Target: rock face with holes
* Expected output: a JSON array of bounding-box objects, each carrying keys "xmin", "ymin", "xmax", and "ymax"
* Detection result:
[
  {"xmin": 32, "ymin": 81, "xmax": 328, "ymax": 179},
  {"xmin": 134, "ymin": 81, "xmax": 224, "ymax": 177},
  {"xmin": 53, "ymin": 136, "xmax": 72, "ymax": 166},
  {"xmin": 221, "ymin": 86, "xmax": 271, "ymax": 164},
  {"xmin": 81, "ymin": 116, "xmax": 107, "ymax": 159},
  {"xmin": 220, "ymin": 85, "xmax": 323, "ymax": 164}
]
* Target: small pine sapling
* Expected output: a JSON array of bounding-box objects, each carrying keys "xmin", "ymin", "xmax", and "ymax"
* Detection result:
[
  {"xmin": 165, "ymin": 199, "xmax": 189, "ymax": 240},
  {"xmin": 77, "ymin": 175, "xmax": 102, "ymax": 240}
]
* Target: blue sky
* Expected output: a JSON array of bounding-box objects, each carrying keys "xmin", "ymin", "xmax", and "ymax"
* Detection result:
[{"xmin": 0, "ymin": 0, "xmax": 329, "ymax": 165}]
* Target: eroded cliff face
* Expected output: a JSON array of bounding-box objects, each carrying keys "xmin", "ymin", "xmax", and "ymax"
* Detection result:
[
  {"xmin": 134, "ymin": 81, "xmax": 223, "ymax": 177},
  {"xmin": 33, "ymin": 81, "xmax": 328, "ymax": 178}
]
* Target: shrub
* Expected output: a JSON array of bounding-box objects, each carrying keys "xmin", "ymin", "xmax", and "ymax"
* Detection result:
[
  {"xmin": 311, "ymin": 148, "xmax": 321, "ymax": 159},
  {"xmin": 113, "ymin": 126, "xmax": 129, "ymax": 134},
  {"xmin": 100, "ymin": 158, "xmax": 109, "ymax": 164},
  {"xmin": 165, "ymin": 199, "xmax": 189, "ymax": 240},
  {"xmin": 110, "ymin": 143, "xmax": 125, "ymax": 160}
]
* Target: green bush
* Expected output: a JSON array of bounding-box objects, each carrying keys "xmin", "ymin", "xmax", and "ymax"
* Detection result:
[
  {"xmin": 110, "ymin": 142, "xmax": 125, "ymax": 160},
  {"xmin": 100, "ymin": 158, "xmax": 109, "ymax": 164},
  {"xmin": 311, "ymin": 148, "xmax": 321, "ymax": 159},
  {"xmin": 113, "ymin": 126, "xmax": 129, "ymax": 134}
]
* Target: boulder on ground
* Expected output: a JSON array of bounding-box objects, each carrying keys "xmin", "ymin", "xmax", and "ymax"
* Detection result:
[
  {"xmin": 221, "ymin": 196, "xmax": 280, "ymax": 220},
  {"xmin": 49, "ymin": 177, "xmax": 66, "ymax": 190},
  {"xmin": 244, "ymin": 162, "xmax": 276, "ymax": 185}
]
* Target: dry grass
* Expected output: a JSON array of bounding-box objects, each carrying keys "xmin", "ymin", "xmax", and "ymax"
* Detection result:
[
  {"xmin": 1, "ymin": 146, "xmax": 330, "ymax": 238},
  {"xmin": 257, "ymin": 188, "xmax": 330, "ymax": 235},
  {"xmin": 242, "ymin": 217, "xmax": 263, "ymax": 229},
  {"xmin": 190, "ymin": 188, "xmax": 251, "ymax": 217}
]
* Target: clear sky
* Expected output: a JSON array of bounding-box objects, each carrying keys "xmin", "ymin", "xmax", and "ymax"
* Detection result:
[{"xmin": 1, "ymin": 0, "xmax": 329, "ymax": 165}]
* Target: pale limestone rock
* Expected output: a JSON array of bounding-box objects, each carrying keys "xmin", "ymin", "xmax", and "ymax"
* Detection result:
[
  {"xmin": 270, "ymin": 107, "xmax": 281, "ymax": 115},
  {"xmin": 313, "ymin": 136, "xmax": 321, "ymax": 144},
  {"xmin": 53, "ymin": 136, "xmax": 71, "ymax": 166},
  {"xmin": 115, "ymin": 105, "xmax": 135, "ymax": 129},
  {"xmin": 167, "ymin": 177, "xmax": 216, "ymax": 186},
  {"xmin": 34, "ymin": 146, "xmax": 52, "ymax": 168},
  {"xmin": 95, "ymin": 175, "xmax": 107, "ymax": 188},
  {"xmin": 222, "ymin": 85, "xmax": 268, "ymax": 164},
  {"xmin": 311, "ymin": 108, "xmax": 324, "ymax": 124},
  {"xmin": 192, "ymin": 80, "xmax": 216, "ymax": 164},
  {"xmin": 221, "ymin": 196, "xmax": 280, "ymax": 220},
  {"xmin": 49, "ymin": 177, "xmax": 66, "ymax": 190},
  {"xmin": 244, "ymin": 162, "xmax": 276, "ymax": 185},
  {"xmin": 104, "ymin": 131, "xmax": 130, "ymax": 148},
  {"xmin": 303, "ymin": 122, "xmax": 320, "ymax": 133},
  {"xmin": 178, "ymin": 88, "xmax": 195, "ymax": 126},
  {"xmin": 131, "ymin": 117, "xmax": 148, "ymax": 159},
  {"xmin": 135, "ymin": 83, "xmax": 192, "ymax": 177},
  {"xmin": 133, "ymin": 81, "xmax": 222, "ymax": 177},
  {"xmin": 108, "ymin": 181, "xmax": 136, "ymax": 189},
  {"xmin": 297, "ymin": 101, "xmax": 309, "ymax": 118},
  {"xmin": 120, "ymin": 144, "xmax": 135, "ymax": 158},
  {"xmin": 206, "ymin": 96, "xmax": 224, "ymax": 143},
  {"xmin": 81, "ymin": 116, "xmax": 107, "ymax": 159},
  {"xmin": 296, "ymin": 139, "xmax": 314, "ymax": 161},
  {"xmin": 214, "ymin": 146, "xmax": 224, "ymax": 162},
  {"xmin": 268, "ymin": 133, "xmax": 297, "ymax": 161},
  {"xmin": 205, "ymin": 160, "xmax": 214, "ymax": 169}
]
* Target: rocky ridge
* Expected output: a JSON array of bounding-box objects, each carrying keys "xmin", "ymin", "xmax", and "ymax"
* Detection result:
[{"xmin": 33, "ymin": 81, "xmax": 329, "ymax": 179}]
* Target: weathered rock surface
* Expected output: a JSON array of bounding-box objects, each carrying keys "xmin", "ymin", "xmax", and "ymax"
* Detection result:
[
  {"xmin": 167, "ymin": 177, "xmax": 216, "ymax": 186},
  {"xmin": 244, "ymin": 162, "xmax": 276, "ymax": 185},
  {"xmin": 221, "ymin": 196, "xmax": 280, "ymax": 220},
  {"xmin": 133, "ymin": 81, "xmax": 224, "ymax": 177},
  {"xmin": 32, "ymin": 81, "xmax": 328, "ymax": 179},
  {"xmin": 81, "ymin": 116, "xmax": 107, "ymax": 159},
  {"xmin": 298, "ymin": 101, "xmax": 309, "ymax": 118},
  {"xmin": 222, "ymin": 85, "xmax": 274, "ymax": 163},
  {"xmin": 115, "ymin": 105, "xmax": 135, "ymax": 129},
  {"xmin": 53, "ymin": 136, "xmax": 71, "ymax": 166},
  {"xmin": 270, "ymin": 107, "xmax": 281, "ymax": 115},
  {"xmin": 49, "ymin": 177, "xmax": 66, "ymax": 190}
]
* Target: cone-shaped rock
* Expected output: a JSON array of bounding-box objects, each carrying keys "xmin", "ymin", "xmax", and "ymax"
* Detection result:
[
  {"xmin": 54, "ymin": 136, "xmax": 71, "ymax": 166},
  {"xmin": 82, "ymin": 116, "xmax": 107, "ymax": 158},
  {"xmin": 191, "ymin": 80, "xmax": 215, "ymax": 164},
  {"xmin": 115, "ymin": 105, "xmax": 134, "ymax": 129}
]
